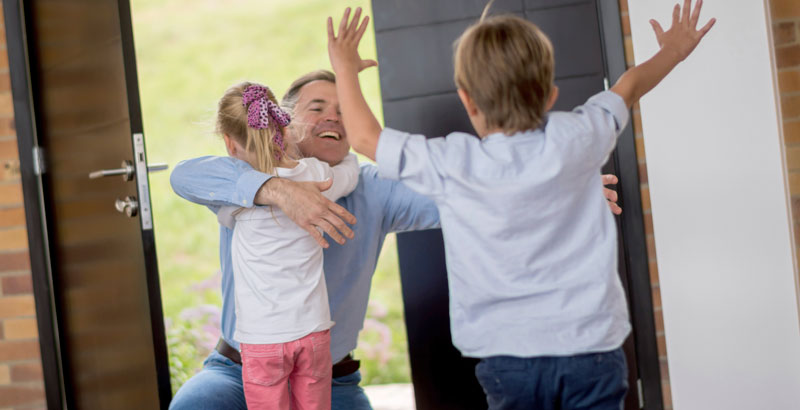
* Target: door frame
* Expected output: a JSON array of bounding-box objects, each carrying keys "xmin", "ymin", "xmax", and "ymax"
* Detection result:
[
  {"xmin": 4, "ymin": 0, "xmax": 171, "ymax": 408},
  {"xmin": 597, "ymin": 0, "xmax": 663, "ymax": 408},
  {"xmin": 4, "ymin": 0, "xmax": 65, "ymax": 407}
]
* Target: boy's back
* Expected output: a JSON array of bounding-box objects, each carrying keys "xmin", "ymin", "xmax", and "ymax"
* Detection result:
[{"xmin": 376, "ymin": 90, "xmax": 631, "ymax": 357}]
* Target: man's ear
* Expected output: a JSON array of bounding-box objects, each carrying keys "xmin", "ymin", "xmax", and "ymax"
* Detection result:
[
  {"xmin": 545, "ymin": 85, "xmax": 559, "ymax": 111},
  {"xmin": 457, "ymin": 88, "xmax": 479, "ymax": 117},
  {"xmin": 223, "ymin": 134, "xmax": 236, "ymax": 157}
]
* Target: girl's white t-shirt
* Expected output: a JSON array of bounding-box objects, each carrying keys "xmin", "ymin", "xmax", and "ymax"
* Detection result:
[{"xmin": 217, "ymin": 154, "xmax": 359, "ymax": 344}]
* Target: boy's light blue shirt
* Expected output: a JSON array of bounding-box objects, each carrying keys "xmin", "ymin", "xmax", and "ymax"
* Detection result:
[
  {"xmin": 375, "ymin": 90, "xmax": 632, "ymax": 358},
  {"xmin": 170, "ymin": 158, "xmax": 440, "ymax": 362}
]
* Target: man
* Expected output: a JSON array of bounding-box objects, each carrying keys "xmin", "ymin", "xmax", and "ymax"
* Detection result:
[{"xmin": 169, "ymin": 70, "xmax": 621, "ymax": 409}]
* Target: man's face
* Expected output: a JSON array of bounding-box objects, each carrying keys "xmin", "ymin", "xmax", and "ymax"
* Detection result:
[{"xmin": 289, "ymin": 80, "xmax": 351, "ymax": 166}]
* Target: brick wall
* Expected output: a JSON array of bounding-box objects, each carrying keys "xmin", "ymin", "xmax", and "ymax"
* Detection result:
[
  {"xmin": 618, "ymin": 0, "xmax": 673, "ymax": 408},
  {"xmin": 772, "ymin": 0, "xmax": 800, "ymax": 259},
  {"xmin": 0, "ymin": 3, "xmax": 46, "ymax": 409}
]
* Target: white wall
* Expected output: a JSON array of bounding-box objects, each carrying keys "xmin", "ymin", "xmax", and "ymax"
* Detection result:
[{"xmin": 626, "ymin": 1, "xmax": 800, "ymax": 409}]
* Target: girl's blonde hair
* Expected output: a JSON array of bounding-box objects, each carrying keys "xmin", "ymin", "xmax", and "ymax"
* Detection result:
[{"xmin": 216, "ymin": 82, "xmax": 288, "ymax": 174}]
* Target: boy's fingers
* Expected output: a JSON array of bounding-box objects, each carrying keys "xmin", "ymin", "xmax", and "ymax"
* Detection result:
[
  {"xmin": 349, "ymin": 7, "xmax": 362, "ymax": 37},
  {"xmin": 672, "ymin": 3, "xmax": 680, "ymax": 27},
  {"xmin": 698, "ymin": 18, "xmax": 716, "ymax": 37},
  {"xmin": 681, "ymin": 0, "xmax": 691, "ymax": 25},
  {"xmin": 355, "ymin": 15, "xmax": 370, "ymax": 43},
  {"xmin": 689, "ymin": 0, "xmax": 702, "ymax": 28},
  {"xmin": 650, "ymin": 20, "xmax": 665, "ymax": 41},
  {"xmin": 327, "ymin": 17, "xmax": 335, "ymax": 42},
  {"xmin": 338, "ymin": 7, "xmax": 351, "ymax": 38}
]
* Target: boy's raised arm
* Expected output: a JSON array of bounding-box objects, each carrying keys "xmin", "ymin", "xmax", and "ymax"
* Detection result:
[
  {"xmin": 327, "ymin": 7, "xmax": 382, "ymax": 160},
  {"xmin": 610, "ymin": 0, "xmax": 715, "ymax": 108}
]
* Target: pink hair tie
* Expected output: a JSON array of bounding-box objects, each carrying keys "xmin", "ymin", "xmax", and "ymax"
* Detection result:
[{"xmin": 241, "ymin": 84, "xmax": 292, "ymax": 158}]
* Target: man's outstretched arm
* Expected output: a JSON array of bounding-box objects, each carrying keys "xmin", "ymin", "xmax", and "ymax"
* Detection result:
[{"xmin": 170, "ymin": 155, "xmax": 356, "ymax": 247}]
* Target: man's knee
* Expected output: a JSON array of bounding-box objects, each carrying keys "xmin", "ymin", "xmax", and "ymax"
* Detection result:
[{"xmin": 169, "ymin": 365, "xmax": 246, "ymax": 410}]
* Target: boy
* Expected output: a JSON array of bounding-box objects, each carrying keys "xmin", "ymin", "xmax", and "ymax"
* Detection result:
[{"xmin": 327, "ymin": 1, "xmax": 714, "ymax": 408}]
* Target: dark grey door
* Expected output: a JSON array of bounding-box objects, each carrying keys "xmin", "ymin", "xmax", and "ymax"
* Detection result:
[
  {"xmin": 6, "ymin": 0, "xmax": 171, "ymax": 408},
  {"xmin": 372, "ymin": 1, "xmax": 661, "ymax": 409}
]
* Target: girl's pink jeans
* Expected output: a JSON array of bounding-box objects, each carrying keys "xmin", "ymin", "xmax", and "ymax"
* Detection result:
[{"xmin": 240, "ymin": 330, "xmax": 332, "ymax": 410}]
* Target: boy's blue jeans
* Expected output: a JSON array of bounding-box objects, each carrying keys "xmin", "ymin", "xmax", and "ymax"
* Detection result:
[
  {"xmin": 475, "ymin": 348, "xmax": 628, "ymax": 410},
  {"xmin": 169, "ymin": 350, "xmax": 372, "ymax": 410}
]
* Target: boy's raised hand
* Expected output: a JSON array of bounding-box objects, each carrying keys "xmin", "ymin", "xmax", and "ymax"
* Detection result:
[
  {"xmin": 328, "ymin": 7, "xmax": 378, "ymax": 75},
  {"xmin": 650, "ymin": 0, "xmax": 716, "ymax": 62}
]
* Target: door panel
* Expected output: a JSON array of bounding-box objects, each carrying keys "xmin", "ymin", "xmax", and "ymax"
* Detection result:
[{"xmin": 23, "ymin": 0, "xmax": 170, "ymax": 408}]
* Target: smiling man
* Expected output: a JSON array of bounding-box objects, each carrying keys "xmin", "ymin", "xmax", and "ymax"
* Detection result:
[{"xmin": 169, "ymin": 70, "xmax": 441, "ymax": 410}]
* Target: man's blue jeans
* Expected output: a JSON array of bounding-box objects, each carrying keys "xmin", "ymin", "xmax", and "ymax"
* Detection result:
[
  {"xmin": 169, "ymin": 350, "xmax": 372, "ymax": 410},
  {"xmin": 475, "ymin": 348, "xmax": 628, "ymax": 410}
]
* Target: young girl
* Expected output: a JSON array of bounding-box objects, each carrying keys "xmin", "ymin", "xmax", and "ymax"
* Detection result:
[{"xmin": 214, "ymin": 82, "xmax": 358, "ymax": 409}]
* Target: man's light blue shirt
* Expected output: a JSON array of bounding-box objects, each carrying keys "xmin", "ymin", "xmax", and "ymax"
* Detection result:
[
  {"xmin": 170, "ymin": 158, "xmax": 439, "ymax": 362},
  {"xmin": 375, "ymin": 90, "xmax": 632, "ymax": 358}
]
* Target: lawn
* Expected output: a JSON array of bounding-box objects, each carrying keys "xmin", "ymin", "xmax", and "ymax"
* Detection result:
[{"xmin": 130, "ymin": 0, "xmax": 411, "ymax": 390}]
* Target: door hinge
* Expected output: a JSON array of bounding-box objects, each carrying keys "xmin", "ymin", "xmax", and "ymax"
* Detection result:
[
  {"xmin": 637, "ymin": 378, "xmax": 644, "ymax": 409},
  {"xmin": 603, "ymin": 76, "xmax": 610, "ymax": 91},
  {"xmin": 32, "ymin": 146, "xmax": 45, "ymax": 176}
]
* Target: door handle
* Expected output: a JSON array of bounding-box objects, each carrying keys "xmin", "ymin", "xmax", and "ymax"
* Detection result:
[
  {"xmin": 115, "ymin": 196, "xmax": 139, "ymax": 217},
  {"xmin": 89, "ymin": 161, "xmax": 169, "ymax": 180}
]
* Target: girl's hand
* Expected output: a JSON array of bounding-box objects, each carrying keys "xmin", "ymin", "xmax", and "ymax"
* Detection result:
[
  {"xmin": 327, "ymin": 7, "xmax": 378, "ymax": 75},
  {"xmin": 650, "ymin": 0, "xmax": 716, "ymax": 62}
]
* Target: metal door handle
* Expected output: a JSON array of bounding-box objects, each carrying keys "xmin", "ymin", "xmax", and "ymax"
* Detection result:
[
  {"xmin": 89, "ymin": 161, "xmax": 169, "ymax": 180},
  {"xmin": 90, "ymin": 160, "xmax": 135, "ymax": 180},
  {"xmin": 115, "ymin": 196, "xmax": 139, "ymax": 217}
]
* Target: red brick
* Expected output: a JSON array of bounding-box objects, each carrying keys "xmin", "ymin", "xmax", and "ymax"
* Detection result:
[
  {"xmin": 790, "ymin": 172, "xmax": 800, "ymax": 193},
  {"xmin": 10, "ymin": 361, "xmax": 42, "ymax": 382},
  {"xmin": 649, "ymin": 260, "xmax": 660, "ymax": 286},
  {"xmin": 0, "ymin": 227, "xmax": 27, "ymax": 250},
  {"xmin": 662, "ymin": 380, "xmax": 673, "ymax": 408},
  {"xmin": 0, "ymin": 207, "xmax": 25, "ymax": 228},
  {"xmin": 785, "ymin": 120, "xmax": 800, "ymax": 144},
  {"xmin": 777, "ymin": 44, "xmax": 800, "ymax": 69},
  {"xmin": 660, "ymin": 357, "xmax": 671, "ymax": 380},
  {"xmin": 0, "ymin": 384, "xmax": 45, "ymax": 407},
  {"xmin": 638, "ymin": 163, "xmax": 649, "ymax": 184},
  {"xmin": 654, "ymin": 308, "xmax": 665, "ymax": 333},
  {"xmin": 793, "ymin": 196, "xmax": 800, "ymax": 217},
  {"xmin": 782, "ymin": 94, "xmax": 800, "ymax": 118},
  {"xmin": 0, "ymin": 251, "xmax": 30, "ymax": 271},
  {"xmin": 618, "ymin": 0, "xmax": 628, "ymax": 13},
  {"xmin": 635, "ymin": 136, "xmax": 645, "ymax": 160},
  {"xmin": 0, "ymin": 73, "xmax": 11, "ymax": 93},
  {"xmin": 779, "ymin": 70, "xmax": 800, "ymax": 93},
  {"xmin": 1, "ymin": 274, "xmax": 32, "ymax": 295},
  {"xmin": 621, "ymin": 14, "xmax": 631, "ymax": 36},
  {"xmin": 0, "ymin": 339, "xmax": 39, "ymax": 361},
  {"xmin": 646, "ymin": 234, "xmax": 657, "ymax": 261},
  {"xmin": 0, "ymin": 117, "xmax": 15, "ymax": 136},
  {"xmin": 657, "ymin": 333, "xmax": 667, "ymax": 356},
  {"xmin": 774, "ymin": 22, "xmax": 797, "ymax": 46},
  {"xmin": 0, "ymin": 139, "xmax": 17, "ymax": 159},
  {"xmin": 0, "ymin": 183, "xmax": 22, "ymax": 206},
  {"xmin": 787, "ymin": 145, "xmax": 800, "ymax": 170},
  {"xmin": 772, "ymin": 0, "xmax": 800, "ymax": 19},
  {"xmin": 644, "ymin": 212, "xmax": 654, "ymax": 235},
  {"xmin": 651, "ymin": 284, "xmax": 662, "ymax": 309},
  {"xmin": 0, "ymin": 295, "xmax": 35, "ymax": 319}
]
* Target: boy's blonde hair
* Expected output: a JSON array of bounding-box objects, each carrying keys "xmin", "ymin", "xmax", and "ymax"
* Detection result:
[
  {"xmin": 453, "ymin": 15, "xmax": 555, "ymax": 134},
  {"xmin": 216, "ymin": 82, "xmax": 286, "ymax": 174}
]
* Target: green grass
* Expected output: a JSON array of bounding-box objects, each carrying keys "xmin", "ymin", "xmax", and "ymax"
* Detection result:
[{"xmin": 131, "ymin": 0, "xmax": 409, "ymax": 389}]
